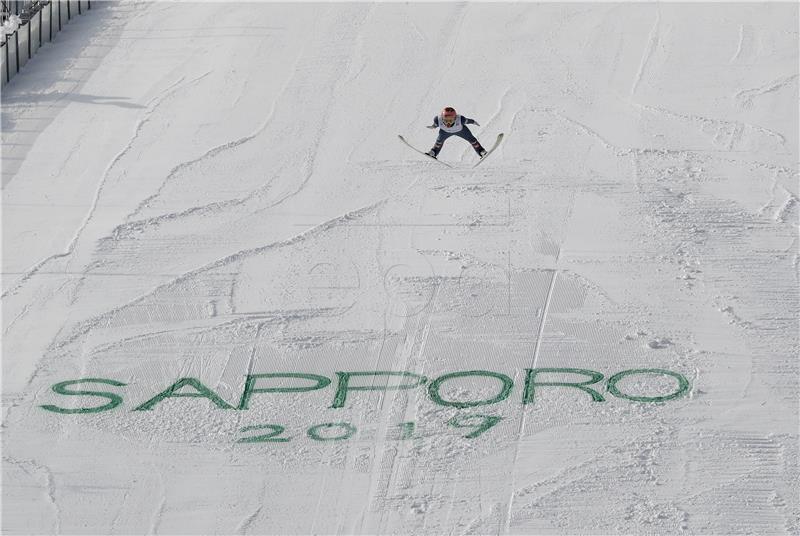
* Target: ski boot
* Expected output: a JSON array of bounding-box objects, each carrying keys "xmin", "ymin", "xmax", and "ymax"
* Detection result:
[
  {"xmin": 471, "ymin": 140, "xmax": 488, "ymax": 159},
  {"xmin": 426, "ymin": 150, "xmax": 438, "ymax": 159}
]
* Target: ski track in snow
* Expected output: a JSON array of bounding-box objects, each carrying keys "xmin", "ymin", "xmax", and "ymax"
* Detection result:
[
  {"xmin": 1, "ymin": 72, "xmax": 211, "ymax": 300},
  {"xmin": 235, "ymin": 503, "xmax": 263, "ymax": 535},
  {"xmin": 502, "ymin": 269, "xmax": 558, "ymax": 534},
  {"xmin": 730, "ymin": 24, "xmax": 746, "ymax": 63},
  {"xmin": 630, "ymin": 10, "xmax": 661, "ymax": 98},
  {"xmin": 122, "ymin": 72, "xmax": 289, "ymax": 226},
  {"xmin": 38, "ymin": 198, "xmax": 388, "ymax": 373},
  {"xmin": 734, "ymin": 73, "xmax": 799, "ymax": 109},
  {"xmin": 3, "ymin": 456, "xmax": 62, "ymax": 532}
]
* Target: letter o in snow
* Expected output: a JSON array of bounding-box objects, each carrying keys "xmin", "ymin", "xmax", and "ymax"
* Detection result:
[
  {"xmin": 428, "ymin": 370, "xmax": 513, "ymax": 408},
  {"xmin": 606, "ymin": 369, "xmax": 690, "ymax": 402}
]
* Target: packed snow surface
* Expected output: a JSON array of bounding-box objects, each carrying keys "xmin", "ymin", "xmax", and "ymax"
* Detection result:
[{"xmin": 2, "ymin": 2, "xmax": 798, "ymax": 534}]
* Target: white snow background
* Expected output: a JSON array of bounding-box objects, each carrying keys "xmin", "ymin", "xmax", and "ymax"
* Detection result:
[{"xmin": 2, "ymin": 2, "xmax": 798, "ymax": 534}]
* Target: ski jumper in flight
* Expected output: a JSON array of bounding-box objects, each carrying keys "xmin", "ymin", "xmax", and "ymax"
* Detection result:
[{"xmin": 426, "ymin": 107, "xmax": 487, "ymax": 159}]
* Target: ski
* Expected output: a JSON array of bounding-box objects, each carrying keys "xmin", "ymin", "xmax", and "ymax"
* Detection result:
[
  {"xmin": 473, "ymin": 133, "xmax": 504, "ymax": 168},
  {"xmin": 397, "ymin": 135, "xmax": 453, "ymax": 168}
]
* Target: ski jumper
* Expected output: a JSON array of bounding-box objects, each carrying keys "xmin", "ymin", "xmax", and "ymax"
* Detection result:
[{"xmin": 429, "ymin": 115, "xmax": 485, "ymax": 157}]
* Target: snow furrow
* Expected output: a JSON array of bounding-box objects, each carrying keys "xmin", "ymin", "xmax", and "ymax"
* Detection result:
[
  {"xmin": 47, "ymin": 198, "xmax": 388, "ymax": 355},
  {"xmin": 630, "ymin": 10, "xmax": 660, "ymax": 98}
]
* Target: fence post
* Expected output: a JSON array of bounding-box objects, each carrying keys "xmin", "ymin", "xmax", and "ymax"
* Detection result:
[
  {"xmin": 5, "ymin": 40, "xmax": 9, "ymax": 84},
  {"xmin": 38, "ymin": 6, "xmax": 42, "ymax": 47},
  {"xmin": 49, "ymin": 1, "xmax": 52, "ymax": 41},
  {"xmin": 58, "ymin": 1, "xmax": 61, "ymax": 31},
  {"xmin": 14, "ymin": 31, "xmax": 19, "ymax": 73},
  {"xmin": 78, "ymin": 0, "xmax": 81, "ymax": 15},
  {"xmin": 67, "ymin": 0, "xmax": 70, "ymax": 20}
]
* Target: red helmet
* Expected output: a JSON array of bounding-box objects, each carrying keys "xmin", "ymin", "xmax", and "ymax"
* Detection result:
[{"xmin": 441, "ymin": 107, "xmax": 457, "ymax": 126}]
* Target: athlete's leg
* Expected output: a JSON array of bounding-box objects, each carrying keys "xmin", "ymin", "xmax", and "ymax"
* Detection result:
[
  {"xmin": 456, "ymin": 127, "xmax": 486, "ymax": 155},
  {"xmin": 429, "ymin": 130, "xmax": 454, "ymax": 157}
]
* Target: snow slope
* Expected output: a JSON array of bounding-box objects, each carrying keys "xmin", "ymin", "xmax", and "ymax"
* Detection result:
[{"xmin": 2, "ymin": 2, "xmax": 798, "ymax": 534}]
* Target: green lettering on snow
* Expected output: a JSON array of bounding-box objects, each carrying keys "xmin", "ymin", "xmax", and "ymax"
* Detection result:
[
  {"xmin": 238, "ymin": 373, "xmax": 331, "ymax": 410},
  {"xmin": 523, "ymin": 368, "xmax": 605, "ymax": 404},
  {"xmin": 39, "ymin": 378, "xmax": 127, "ymax": 414},
  {"xmin": 606, "ymin": 368, "xmax": 690, "ymax": 402},
  {"xmin": 331, "ymin": 371, "xmax": 427, "ymax": 409},
  {"xmin": 428, "ymin": 370, "xmax": 513, "ymax": 408},
  {"xmin": 133, "ymin": 378, "xmax": 234, "ymax": 411}
]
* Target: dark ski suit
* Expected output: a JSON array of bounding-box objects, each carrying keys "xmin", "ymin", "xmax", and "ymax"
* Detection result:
[{"xmin": 429, "ymin": 115, "xmax": 485, "ymax": 157}]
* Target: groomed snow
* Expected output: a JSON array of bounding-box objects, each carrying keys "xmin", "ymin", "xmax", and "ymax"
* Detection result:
[{"xmin": 2, "ymin": 2, "xmax": 798, "ymax": 534}]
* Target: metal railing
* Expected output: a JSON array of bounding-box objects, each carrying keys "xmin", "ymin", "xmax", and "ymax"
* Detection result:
[
  {"xmin": 3, "ymin": 1, "xmax": 39, "ymax": 21},
  {"xmin": 1, "ymin": 0, "xmax": 91, "ymax": 86}
]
